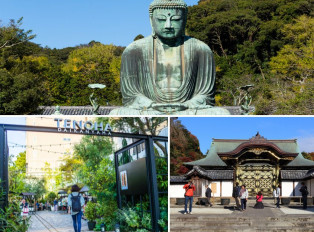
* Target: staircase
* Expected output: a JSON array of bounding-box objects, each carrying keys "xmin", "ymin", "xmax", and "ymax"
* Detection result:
[{"xmin": 170, "ymin": 204, "xmax": 314, "ymax": 231}]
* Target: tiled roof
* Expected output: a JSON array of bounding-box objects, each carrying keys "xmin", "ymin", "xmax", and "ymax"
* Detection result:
[
  {"xmin": 304, "ymin": 169, "xmax": 314, "ymax": 180},
  {"xmin": 281, "ymin": 170, "xmax": 308, "ymax": 180},
  {"xmin": 286, "ymin": 153, "xmax": 314, "ymax": 167},
  {"xmin": 38, "ymin": 106, "xmax": 119, "ymax": 115},
  {"xmin": 184, "ymin": 166, "xmax": 233, "ymax": 180},
  {"xmin": 170, "ymin": 176, "xmax": 189, "ymax": 183},
  {"xmin": 184, "ymin": 146, "xmax": 227, "ymax": 167}
]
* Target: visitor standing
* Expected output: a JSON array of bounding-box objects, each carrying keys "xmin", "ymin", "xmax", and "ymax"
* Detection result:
[
  {"xmin": 273, "ymin": 185, "xmax": 281, "ymax": 208},
  {"xmin": 20, "ymin": 199, "xmax": 29, "ymax": 218},
  {"xmin": 82, "ymin": 193, "xmax": 88, "ymax": 220},
  {"xmin": 299, "ymin": 182, "xmax": 309, "ymax": 209},
  {"xmin": 68, "ymin": 185, "xmax": 85, "ymax": 232},
  {"xmin": 205, "ymin": 185, "xmax": 213, "ymax": 207},
  {"xmin": 253, "ymin": 191, "xmax": 264, "ymax": 209},
  {"xmin": 183, "ymin": 181, "xmax": 196, "ymax": 214},
  {"xmin": 239, "ymin": 185, "xmax": 248, "ymax": 211},
  {"xmin": 232, "ymin": 182, "xmax": 241, "ymax": 210},
  {"xmin": 53, "ymin": 198, "xmax": 58, "ymax": 212}
]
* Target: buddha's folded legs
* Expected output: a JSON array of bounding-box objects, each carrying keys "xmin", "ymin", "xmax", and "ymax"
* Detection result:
[{"xmin": 109, "ymin": 107, "xmax": 230, "ymax": 115}]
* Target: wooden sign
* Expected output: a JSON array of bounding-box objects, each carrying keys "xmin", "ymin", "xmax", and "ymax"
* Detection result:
[{"xmin": 211, "ymin": 183, "xmax": 217, "ymax": 194}]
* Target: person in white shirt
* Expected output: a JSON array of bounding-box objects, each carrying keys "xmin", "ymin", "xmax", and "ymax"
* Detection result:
[
  {"xmin": 273, "ymin": 185, "xmax": 281, "ymax": 208},
  {"xmin": 239, "ymin": 185, "xmax": 249, "ymax": 211}
]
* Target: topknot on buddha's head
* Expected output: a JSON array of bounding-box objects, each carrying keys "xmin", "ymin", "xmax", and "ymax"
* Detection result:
[{"xmin": 149, "ymin": 0, "xmax": 188, "ymax": 16}]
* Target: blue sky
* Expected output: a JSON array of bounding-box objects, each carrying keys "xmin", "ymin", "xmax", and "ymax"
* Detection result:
[
  {"xmin": 0, "ymin": 0, "xmax": 199, "ymax": 49},
  {"xmin": 179, "ymin": 117, "xmax": 314, "ymax": 154},
  {"xmin": 0, "ymin": 117, "xmax": 26, "ymax": 159}
]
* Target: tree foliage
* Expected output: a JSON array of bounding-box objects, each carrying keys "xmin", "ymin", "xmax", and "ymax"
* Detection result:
[
  {"xmin": 187, "ymin": 0, "xmax": 313, "ymax": 114},
  {"xmin": 170, "ymin": 118, "xmax": 204, "ymax": 175}
]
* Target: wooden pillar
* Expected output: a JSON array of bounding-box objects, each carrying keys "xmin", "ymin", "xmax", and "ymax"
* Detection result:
[{"xmin": 220, "ymin": 181, "xmax": 222, "ymax": 197}]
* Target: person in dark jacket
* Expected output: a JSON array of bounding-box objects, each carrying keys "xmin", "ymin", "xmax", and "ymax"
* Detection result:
[
  {"xmin": 232, "ymin": 182, "xmax": 241, "ymax": 210},
  {"xmin": 205, "ymin": 185, "xmax": 213, "ymax": 207},
  {"xmin": 299, "ymin": 182, "xmax": 308, "ymax": 209}
]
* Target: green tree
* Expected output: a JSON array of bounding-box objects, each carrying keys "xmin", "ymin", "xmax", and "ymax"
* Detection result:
[
  {"xmin": 9, "ymin": 152, "xmax": 26, "ymax": 194},
  {"xmin": 24, "ymin": 177, "xmax": 46, "ymax": 200},
  {"xmin": 62, "ymin": 43, "xmax": 122, "ymax": 106},
  {"xmin": 270, "ymin": 15, "xmax": 313, "ymax": 85},
  {"xmin": 111, "ymin": 117, "xmax": 168, "ymax": 155},
  {"xmin": 0, "ymin": 17, "xmax": 35, "ymax": 50}
]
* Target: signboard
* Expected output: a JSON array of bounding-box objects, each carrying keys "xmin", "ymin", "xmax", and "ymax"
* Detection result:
[
  {"xmin": 118, "ymin": 158, "xmax": 148, "ymax": 195},
  {"xmin": 211, "ymin": 183, "xmax": 217, "ymax": 195},
  {"xmin": 54, "ymin": 118, "xmax": 112, "ymax": 135},
  {"xmin": 120, "ymin": 170, "xmax": 128, "ymax": 190}
]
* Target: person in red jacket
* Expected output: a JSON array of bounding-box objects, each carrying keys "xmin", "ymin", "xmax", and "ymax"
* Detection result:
[{"xmin": 183, "ymin": 180, "xmax": 196, "ymax": 214}]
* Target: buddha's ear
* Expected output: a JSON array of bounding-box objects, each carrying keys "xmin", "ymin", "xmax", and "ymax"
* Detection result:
[{"xmin": 150, "ymin": 15, "xmax": 156, "ymax": 37}]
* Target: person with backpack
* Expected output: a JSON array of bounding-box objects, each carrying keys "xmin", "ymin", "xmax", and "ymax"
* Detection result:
[
  {"xmin": 232, "ymin": 182, "xmax": 241, "ymax": 210},
  {"xmin": 273, "ymin": 184, "xmax": 281, "ymax": 208},
  {"xmin": 68, "ymin": 185, "xmax": 85, "ymax": 232},
  {"xmin": 183, "ymin": 180, "xmax": 196, "ymax": 214},
  {"xmin": 205, "ymin": 185, "xmax": 213, "ymax": 207},
  {"xmin": 299, "ymin": 182, "xmax": 309, "ymax": 209}
]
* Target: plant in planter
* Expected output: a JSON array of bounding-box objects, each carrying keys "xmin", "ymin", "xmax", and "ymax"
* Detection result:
[
  {"xmin": 84, "ymin": 201, "xmax": 98, "ymax": 230},
  {"xmin": 220, "ymin": 198, "xmax": 230, "ymax": 205}
]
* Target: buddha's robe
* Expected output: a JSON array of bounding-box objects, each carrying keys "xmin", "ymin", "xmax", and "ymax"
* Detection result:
[{"xmin": 110, "ymin": 36, "xmax": 230, "ymax": 115}]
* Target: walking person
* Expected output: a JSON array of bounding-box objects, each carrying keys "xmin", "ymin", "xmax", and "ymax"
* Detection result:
[
  {"xmin": 53, "ymin": 198, "xmax": 58, "ymax": 212},
  {"xmin": 273, "ymin": 185, "xmax": 281, "ymax": 208},
  {"xmin": 253, "ymin": 191, "xmax": 264, "ymax": 209},
  {"xmin": 68, "ymin": 184, "xmax": 85, "ymax": 232},
  {"xmin": 232, "ymin": 182, "xmax": 241, "ymax": 210},
  {"xmin": 205, "ymin": 185, "xmax": 213, "ymax": 207},
  {"xmin": 183, "ymin": 180, "xmax": 195, "ymax": 214},
  {"xmin": 299, "ymin": 182, "xmax": 309, "ymax": 209},
  {"xmin": 239, "ymin": 185, "xmax": 248, "ymax": 211}
]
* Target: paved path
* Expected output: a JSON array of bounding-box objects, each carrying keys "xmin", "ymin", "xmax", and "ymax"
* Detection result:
[{"xmin": 28, "ymin": 211, "xmax": 90, "ymax": 232}]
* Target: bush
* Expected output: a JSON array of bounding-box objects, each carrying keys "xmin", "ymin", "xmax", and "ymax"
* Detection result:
[
  {"xmin": 84, "ymin": 201, "xmax": 97, "ymax": 221},
  {"xmin": 0, "ymin": 195, "xmax": 30, "ymax": 232}
]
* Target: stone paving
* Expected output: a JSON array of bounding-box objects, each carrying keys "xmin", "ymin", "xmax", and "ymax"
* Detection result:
[
  {"xmin": 28, "ymin": 211, "xmax": 91, "ymax": 232},
  {"xmin": 280, "ymin": 207, "xmax": 314, "ymax": 215}
]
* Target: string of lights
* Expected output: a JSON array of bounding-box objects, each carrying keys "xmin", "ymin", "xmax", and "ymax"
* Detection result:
[
  {"xmin": 8, "ymin": 142, "xmax": 75, "ymax": 148},
  {"xmin": 8, "ymin": 142, "xmax": 76, "ymax": 155}
]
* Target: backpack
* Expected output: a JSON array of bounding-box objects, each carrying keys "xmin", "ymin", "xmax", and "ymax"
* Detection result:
[
  {"xmin": 301, "ymin": 187, "xmax": 309, "ymax": 196},
  {"xmin": 71, "ymin": 194, "xmax": 81, "ymax": 212}
]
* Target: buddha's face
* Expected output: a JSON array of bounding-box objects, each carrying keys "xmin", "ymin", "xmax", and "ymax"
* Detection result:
[{"xmin": 152, "ymin": 8, "xmax": 185, "ymax": 40}]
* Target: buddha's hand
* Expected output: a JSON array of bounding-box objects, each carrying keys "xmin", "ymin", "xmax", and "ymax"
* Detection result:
[
  {"xmin": 151, "ymin": 103, "xmax": 188, "ymax": 112},
  {"xmin": 129, "ymin": 96, "xmax": 154, "ymax": 110},
  {"xmin": 184, "ymin": 96, "xmax": 213, "ymax": 110}
]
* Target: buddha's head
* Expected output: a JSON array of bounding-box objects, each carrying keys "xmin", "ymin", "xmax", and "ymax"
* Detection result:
[{"xmin": 149, "ymin": 0, "xmax": 188, "ymax": 40}]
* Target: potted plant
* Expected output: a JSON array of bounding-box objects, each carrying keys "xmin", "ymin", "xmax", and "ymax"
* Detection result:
[
  {"xmin": 85, "ymin": 201, "xmax": 97, "ymax": 230},
  {"xmin": 281, "ymin": 198, "xmax": 291, "ymax": 205},
  {"xmin": 220, "ymin": 198, "xmax": 230, "ymax": 205}
]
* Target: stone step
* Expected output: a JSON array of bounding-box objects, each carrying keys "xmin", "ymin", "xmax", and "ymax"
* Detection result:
[
  {"xmin": 171, "ymin": 216, "xmax": 313, "ymax": 222},
  {"xmin": 170, "ymin": 226, "xmax": 314, "ymax": 232}
]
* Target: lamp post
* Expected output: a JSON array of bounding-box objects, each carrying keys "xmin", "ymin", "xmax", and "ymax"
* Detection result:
[
  {"xmin": 101, "ymin": 223, "xmax": 105, "ymax": 232},
  {"xmin": 115, "ymin": 223, "xmax": 120, "ymax": 232},
  {"xmin": 88, "ymin": 84, "xmax": 106, "ymax": 115}
]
